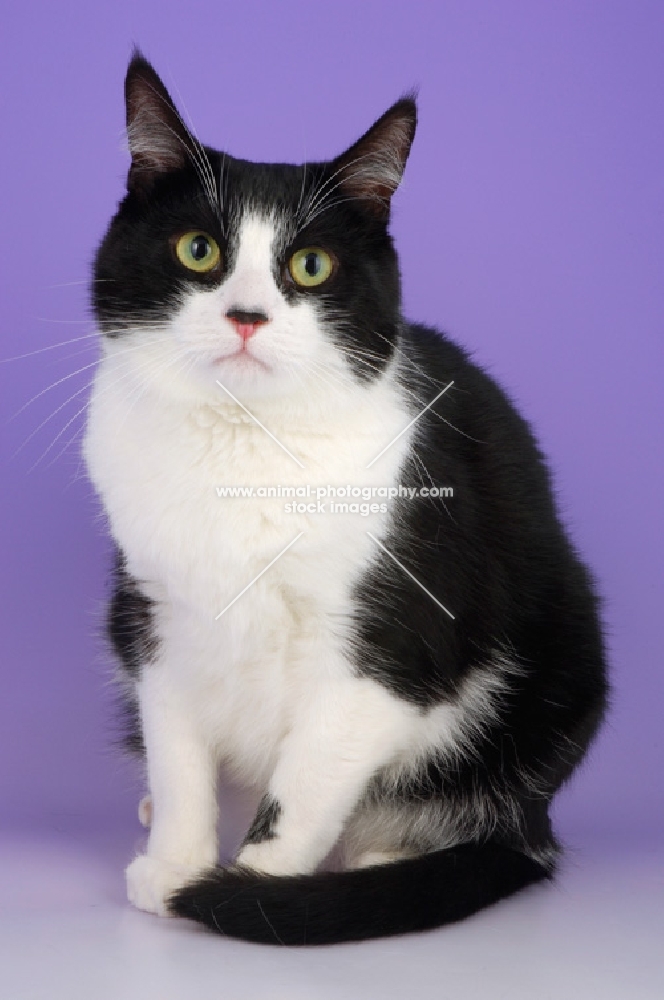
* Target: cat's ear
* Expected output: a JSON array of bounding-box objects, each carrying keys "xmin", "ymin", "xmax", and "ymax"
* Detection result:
[
  {"xmin": 332, "ymin": 95, "xmax": 417, "ymax": 219},
  {"xmin": 124, "ymin": 50, "xmax": 192, "ymax": 193}
]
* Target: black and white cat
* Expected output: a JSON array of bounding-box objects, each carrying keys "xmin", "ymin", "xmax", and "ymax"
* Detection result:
[{"xmin": 83, "ymin": 52, "xmax": 608, "ymax": 945}]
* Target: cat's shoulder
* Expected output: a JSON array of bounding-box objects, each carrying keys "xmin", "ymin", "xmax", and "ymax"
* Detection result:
[
  {"xmin": 400, "ymin": 321, "xmax": 527, "ymax": 421},
  {"xmin": 399, "ymin": 321, "xmax": 551, "ymax": 488}
]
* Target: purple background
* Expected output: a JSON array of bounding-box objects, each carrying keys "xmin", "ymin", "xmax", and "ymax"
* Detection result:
[{"xmin": 1, "ymin": 1, "xmax": 662, "ymax": 850}]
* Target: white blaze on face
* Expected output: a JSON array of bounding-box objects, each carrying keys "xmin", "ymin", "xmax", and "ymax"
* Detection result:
[{"xmin": 221, "ymin": 214, "xmax": 283, "ymax": 320}]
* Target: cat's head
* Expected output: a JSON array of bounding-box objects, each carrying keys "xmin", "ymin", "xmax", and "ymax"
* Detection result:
[{"xmin": 94, "ymin": 52, "xmax": 416, "ymax": 409}]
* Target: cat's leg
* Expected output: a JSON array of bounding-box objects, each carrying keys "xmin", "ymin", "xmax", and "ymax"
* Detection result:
[
  {"xmin": 348, "ymin": 850, "xmax": 413, "ymax": 868},
  {"xmin": 235, "ymin": 673, "xmax": 415, "ymax": 876},
  {"xmin": 126, "ymin": 664, "xmax": 218, "ymax": 915},
  {"xmin": 339, "ymin": 799, "xmax": 428, "ymax": 870},
  {"xmin": 340, "ymin": 809, "xmax": 417, "ymax": 870}
]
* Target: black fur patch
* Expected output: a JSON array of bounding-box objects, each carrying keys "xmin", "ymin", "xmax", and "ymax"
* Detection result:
[
  {"xmin": 243, "ymin": 795, "xmax": 282, "ymax": 846},
  {"xmin": 116, "ymin": 694, "xmax": 145, "ymax": 757},
  {"xmin": 107, "ymin": 550, "xmax": 158, "ymax": 678},
  {"xmin": 348, "ymin": 322, "xmax": 608, "ymax": 835}
]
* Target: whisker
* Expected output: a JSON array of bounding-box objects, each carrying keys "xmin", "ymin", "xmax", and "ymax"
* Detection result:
[
  {"xmin": 14, "ymin": 379, "xmax": 95, "ymax": 458},
  {"xmin": 27, "ymin": 391, "xmax": 98, "ymax": 473},
  {"xmin": 218, "ymin": 153, "xmax": 228, "ymax": 235},
  {"xmin": 294, "ymin": 160, "xmax": 309, "ymax": 222},
  {"xmin": 44, "ymin": 279, "xmax": 116, "ymax": 289},
  {"xmin": 370, "ymin": 327, "xmax": 456, "ymax": 395},
  {"xmin": 134, "ymin": 80, "xmax": 219, "ymax": 220},
  {"xmin": 1, "ymin": 331, "xmax": 101, "ymax": 364},
  {"xmin": 365, "ymin": 328, "xmax": 484, "ymax": 442},
  {"xmin": 0, "ymin": 318, "xmax": 168, "ymax": 365},
  {"xmin": 25, "ymin": 334, "xmax": 186, "ymax": 472},
  {"xmin": 12, "ymin": 337, "xmax": 166, "ymax": 459},
  {"xmin": 106, "ymin": 344, "xmax": 195, "ymax": 444},
  {"xmin": 298, "ymin": 152, "xmax": 378, "ymax": 229},
  {"xmin": 34, "ymin": 317, "xmax": 94, "ymax": 326},
  {"xmin": 53, "ymin": 343, "xmax": 103, "ymax": 365},
  {"xmin": 298, "ymin": 193, "xmax": 381, "ymax": 230},
  {"xmin": 168, "ymin": 77, "xmax": 223, "ymax": 232},
  {"xmin": 410, "ymin": 449, "xmax": 455, "ymax": 523},
  {"xmin": 9, "ymin": 333, "xmax": 158, "ymax": 420},
  {"xmin": 50, "ymin": 347, "xmax": 198, "ymax": 478},
  {"xmin": 10, "ymin": 357, "xmax": 108, "ymax": 421}
]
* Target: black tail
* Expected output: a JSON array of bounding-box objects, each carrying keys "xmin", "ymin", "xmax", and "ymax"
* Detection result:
[{"xmin": 168, "ymin": 842, "xmax": 552, "ymax": 946}]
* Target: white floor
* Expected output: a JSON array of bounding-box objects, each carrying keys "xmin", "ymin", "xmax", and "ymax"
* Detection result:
[{"xmin": 0, "ymin": 830, "xmax": 662, "ymax": 1000}]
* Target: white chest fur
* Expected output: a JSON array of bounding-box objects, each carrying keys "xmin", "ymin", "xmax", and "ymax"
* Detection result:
[{"xmin": 84, "ymin": 349, "xmax": 413, "ymax": 778}]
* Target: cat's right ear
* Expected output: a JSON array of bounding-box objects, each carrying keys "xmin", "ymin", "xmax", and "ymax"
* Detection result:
[{"xmin": 124, "ymin": 51, "xmax": 191, "ymax": 194}]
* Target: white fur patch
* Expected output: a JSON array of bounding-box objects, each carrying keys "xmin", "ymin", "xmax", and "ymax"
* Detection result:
[{"xmin": 126, "ymin": 855, "xmax": 203, "ymax": 916}]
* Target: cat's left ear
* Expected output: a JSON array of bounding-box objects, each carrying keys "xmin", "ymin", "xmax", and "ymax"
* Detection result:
[{"xmin": 332, "ymin": 95, "xmax": 417, "ymax": 220}]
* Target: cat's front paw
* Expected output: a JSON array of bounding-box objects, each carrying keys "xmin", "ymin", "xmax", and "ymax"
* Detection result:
[{"xmin": 126, "ymin": 855, "xmax": 206, "ymax": 916}]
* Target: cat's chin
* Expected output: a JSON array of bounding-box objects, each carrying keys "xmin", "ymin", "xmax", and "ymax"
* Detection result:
[
  {"xmin": 187, "ymin": 353, "xmax": 303, "ymax": 407},
  {"xmin": 212, "ymin": 350, "xmax": 272, "ymax": 374}
]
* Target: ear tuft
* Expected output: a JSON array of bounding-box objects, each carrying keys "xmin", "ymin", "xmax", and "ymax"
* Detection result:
[
  {"xmin": 124, "ymin": 51, "xmax": 191, "ymax": 192},
  {"xmin": 333, "ymin": 95, "xmax": 417, "ymax": 219}
]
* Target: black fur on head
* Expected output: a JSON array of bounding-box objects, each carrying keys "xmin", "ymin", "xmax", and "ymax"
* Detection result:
[{"xmin": 93, "ymin": 52, "xmax": 417, "ymax": 381}]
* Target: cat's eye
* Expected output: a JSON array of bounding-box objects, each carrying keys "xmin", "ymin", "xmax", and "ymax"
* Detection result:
[
  {"xmin": 288, "ymin": 248, "xmax": 335, "ymax": 288},
  {"xmin": 174, "ymin": 231, "xmax": 221, "ymax": 273}
]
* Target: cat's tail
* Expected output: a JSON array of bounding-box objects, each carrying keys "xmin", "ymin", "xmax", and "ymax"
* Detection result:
[{"xmin": 168, "ymin": 842, "xmax": 552, "ymax": 946}]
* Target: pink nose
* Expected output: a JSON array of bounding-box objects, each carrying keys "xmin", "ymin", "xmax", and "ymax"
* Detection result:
[{"xmin": 226, "ymin": 308, "xmax": 269, "ymax": 342}]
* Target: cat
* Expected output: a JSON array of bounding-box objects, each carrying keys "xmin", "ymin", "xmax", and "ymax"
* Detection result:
[{"xmin": 83, "ymin": 51, "xmax": 608, "ymax": 945}]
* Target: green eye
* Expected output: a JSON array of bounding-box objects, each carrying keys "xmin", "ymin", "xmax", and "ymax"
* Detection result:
[
  {"xmin": 175, "ymin": 231, "xmax": 221, "ymax": 273},
  {"xmin": 288, "ymin": 248, "xmax": 334, "ymax": 287}
]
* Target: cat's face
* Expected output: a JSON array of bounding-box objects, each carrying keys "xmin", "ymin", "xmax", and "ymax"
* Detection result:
[{"xmin": 94, "ymin": 53, "xmax": 416, "ymax": 408}]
